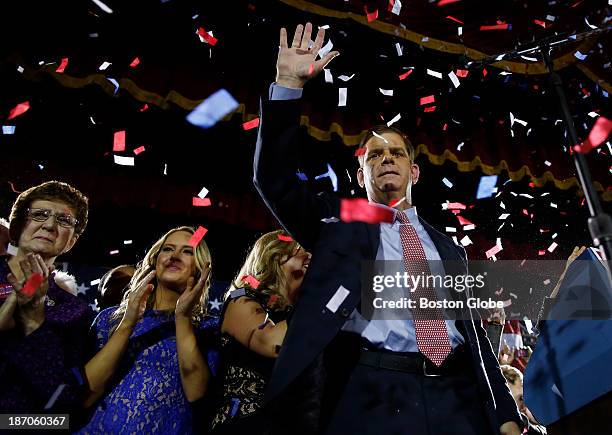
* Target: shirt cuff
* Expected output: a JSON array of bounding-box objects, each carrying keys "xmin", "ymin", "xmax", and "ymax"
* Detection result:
[{"xmin": 269, "ymin": 83, "xmax": 303, "ymax": 101}]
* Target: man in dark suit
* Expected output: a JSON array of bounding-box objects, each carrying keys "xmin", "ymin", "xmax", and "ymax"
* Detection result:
[{"xmin": 254, "ymin": 22, "xmax": 522, "ymax": 435}]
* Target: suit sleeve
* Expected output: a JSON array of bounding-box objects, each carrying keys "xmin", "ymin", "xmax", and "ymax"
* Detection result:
[
  {"xmin": 253, "ymin": 96, "xmax": 339, "ymax": 251},
  {"xmin": 460, "ymin": 245, "xmax": 522, "ymax": 428}
]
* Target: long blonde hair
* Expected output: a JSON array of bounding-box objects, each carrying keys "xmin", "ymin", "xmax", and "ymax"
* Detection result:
[
  {"xmin": 111, "ymin": 226, "xmax": 212, "ymax": 328},
  {"xmin": 228, "ymin": 230, "xmax": 300, "ymax": 308}
]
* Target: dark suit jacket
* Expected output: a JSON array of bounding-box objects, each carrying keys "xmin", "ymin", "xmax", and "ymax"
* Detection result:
[{"xmin": 253, "ymin": 97, "xmax": 521, "ymax": 433}]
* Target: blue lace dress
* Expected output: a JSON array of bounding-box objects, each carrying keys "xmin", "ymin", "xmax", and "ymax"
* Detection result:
[{"xmin": 77, "ymin": 307, "xmax": 218, "ymax": 434}]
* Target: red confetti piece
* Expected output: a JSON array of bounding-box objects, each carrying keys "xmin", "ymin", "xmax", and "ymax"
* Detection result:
[
  {"xmin": 277, "ymin": 234, "xmax": 293, "ymax": 242},
  {"xmin": 242, "ymin": 118, "xmax": 260, "ymax": 130},
  {"xmin": 21, "ymin": 273, "xmax": 44, "ymax": 298},
  {"xmin": 133, "ymin": 145, "xmax": 146, "ymax": 155},
  {"xmin": 446, "ymin": 16, "xmax": 464, "ymax": 24},
  {"xmin": 480, "ymin": 24, "xmax": 509, "ymax": 31},
  {"xmin": 388, "ymin": 198, "xmax": 402, "ymax": 207},
  {"xmin": 129, "ymin": 57, "xmax": 140, "ymax": 68},
  {"xmin": 139, "ymin": 103, "xmax": 149, "ymax": 112},
  {"xmin": 424, "ymin": 106, "xmax": 437, "ymax": 113},
  {"xmin": 442, "ymin": 123, "xmax": 448, "ymax": 131},
  {"xmin": 420, "ymin": 95, "xmax": 435, "ymax": 105},
  {"xmin": 437, "ymin": 0, "xmax": 462, "ymax": 5},
  {"xmin": 8, "ymin": 102, "xmax": 30, "ymax": 120},
  {"xmin": 197, "ymin": 27, "xmax": 218, "ymax": 46},
  {"xmin": 533, "ymin": 20, "xmax": 547, "ymax": 28},
  {"xmin": 528, "ymin": 182, "xmax": 535, "ymax": 188},
  {"xmin": 538, "ymin": 250, "xmax": 546, "ymax": 256},
  {"xmin": 456, "ymin": 215, "xmax": 473, "ymax": 226},
  {"xmin": 192, "ymin": 197, "xmax": 212, "ymax": 207},
  {"xmin": 340, "ymin": 198, "xmax": 394, "ymax": 224},
  {"xmin": 354, "ymin": 147, "xmax": 367, "ymax": 157},
  {"xmin": 573, "ymin": 116, "xmax": 612, "ymax": 154},
  {"xmin": 398, "ymin": 70, "xmax": 413, "ymax": 80},
  {"xmin": 56, "ymin": 57, "xmax": 69, "ymax": 73},
  {"xmin": 242, "ymin": 274, "xmax": 260, "ymax": 289},
  {"xmin": 447, "ymin": 202, "xmax": 466, "ymax": 209},
  {"xmin": 364, "ymin": 6, "xmax": 378, "ymax": 22},
  {"xmin": 455, "ymin": 69, "xmax": 469, "ymax": 78},
  {"xmin": 482, "ymin": 68, "xmax": 488, "ymax": 77},
  {"xmin": 522, "ymin": 209, "xmax": 529, "ymax": 216},
  {"xmin": 188, "ymin": 226, "xmax": 208, "ymax": 247},
  {"xmin": 268, "ymin": 294, "xmax": 279, "ymax": 305},
  {"xmin": 113, "ymin": 130, "xmax": 126, "ymax": 152}
]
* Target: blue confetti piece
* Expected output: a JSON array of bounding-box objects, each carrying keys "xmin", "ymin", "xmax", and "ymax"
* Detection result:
[
  {"xmin": 603, "ymin": 90, "xmax": 609, "ymax": 98},
  {"xmin": 574, "ymin": 51, "xmax": 588, "ymax": 61},
  {"xmin": 71, "ymin": 367, "xmax": 85, "ymax": 386},
  {"xmin": 2, "ymin": 126, "xmax": 15, "ymax": 134},
  {"xmin": 296, "ymin": 171, "xmax": 308, "ymax": 181},
  {"xmin": 230, "ymin": 398, "xmax": 240, "ymax": 417},
  {"xmin": 476, "ymin": 175, "xmax": 498, "ymax": 199},
  {"xmin": 186, "ymin": 89, "xmax": 239, "ymax": 129},
  {"xmin": 228, "ymin": 288, "xmax": 246, "ymax": 299},
  {"xmin": 314, "ymin": 163, "xmax": 338, "ymax": 191},
  {"xmin": 107, "ymin": 77, "xmax": 119, "ymax": 94}
]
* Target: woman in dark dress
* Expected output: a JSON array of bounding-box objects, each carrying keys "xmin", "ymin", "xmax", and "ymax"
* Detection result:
[
  {"xmin": 210, "ymin": 230, "xmax": 311, "ymax": 434},
  {"xmin": 0, "ymin": 181, "xmax": 93, "ymax": 415}
]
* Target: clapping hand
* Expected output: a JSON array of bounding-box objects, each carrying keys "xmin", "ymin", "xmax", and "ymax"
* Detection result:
[
  {"xmin": 176, "ymin": 264, "xmax": 211, "ymax": 320},
  {"xmin": 121, "ymin": 270, "xmax": 156, "ymax": 329},
  {"xmin": 276, "ymin": 22, "xmax": 339, "ymax": 89}
]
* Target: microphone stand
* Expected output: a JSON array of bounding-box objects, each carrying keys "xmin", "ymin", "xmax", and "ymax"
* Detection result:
[{"xmin": 467, "ymin": 27, "xmax": 612, "ymax": 287}]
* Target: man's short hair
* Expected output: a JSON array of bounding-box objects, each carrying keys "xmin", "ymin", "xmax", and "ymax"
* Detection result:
[
  {"xmin": 357, "ymin": 125, "xmax": 415, "ymax": 167},
  {"xmin": 500, "ymin": 364, "xmax": 523, "ymax": 385},
  {"xmin": 9, "ymin": 181, "xmax": 89, "ymax": 242}
]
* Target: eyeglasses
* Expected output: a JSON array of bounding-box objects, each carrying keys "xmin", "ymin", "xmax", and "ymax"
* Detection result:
[{"xmin": 26, "ymin": 208, "xmax": 78, "ymax": 228}]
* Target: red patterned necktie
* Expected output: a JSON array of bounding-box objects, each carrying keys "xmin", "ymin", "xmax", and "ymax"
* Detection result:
[{"xmin": 397, "ymin": 211, "xmax": 451, "ymax": 366}]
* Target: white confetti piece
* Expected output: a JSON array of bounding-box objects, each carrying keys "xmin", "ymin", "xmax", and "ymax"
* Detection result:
[
  {"xmin": 460, "ymin": 235, "xmax": 472, "ymax": 246},
  {"xmin": 326, "ymin": 285, "xmax": 350, "ymax": 313},
  {"xmin": 391, "ymin": 0, "xmax": 402, "ymax": 15},
  {"xmin": 198, "ymin": 186, "xmax": 209, "ymax": 198},
  {"xmin": 123, "ymin": 240, "xmax": 133, "ymax": 245},
  {"xmin": 98, "ymin": 61, "xmax": 112, "ymax": 71},
  {"xmin": 458, "ymin": 26, "xmax": 463, "ymax": 36},
  {"xmin": 547, "ymin": 242, "xmax": 558, "ymax": 252},
  {"xmin": 91, "ymin": 0, "xmax": 113, "ymax": 14},
  {"xmin": 386, "ymin": 113, "xmax": 401, "ymax": 127},
  {"xmin": 395, "ymin": 43, "xmax": 403, "ymax": 56},
  {"xmin": 427, "ymin": 69, "xmax": 443, "ymax": 79},
  {"xmin": 2, "ymin": 126, "xmax": 16, "ymax": 134},
  {"xmin": 110, "ymin": 250, "xmax": 119, "ymax": 255},
  {"xmin": 90, "ymin": 278, "xmax": 101, "ymax": 286},
  {"xmin": 7, "ymin": 244, "xmax": 18, "ymax": 256},
  {"xmin": 379, "ymin": 88, "xmax": 394, "ymax": 96},
  {"xmin": 324, "ymin": 69, "xmax": 333, "ymax": 83},
  {"xmin": 318, "ymin": 39, "xmax": 333, "ymax": 59},
  {"xmin": 442, "ymin": 177, "xmax": 453, "ymax": 188},
  {"xmin": 588, "ymin": 111, "xmax": 599, "ymax": 118},
  {"xmin": 463, "ymin": 224, "xmax": 475, "ymax": 231},
  {"xmin": 338, "ymin": 88, "xmax": 347, "ymax": 106},
  {"xmin": 17, "ymin": 65, "xmax": 24, "ymax": 73},
  {"xmin": 499, "ymin": 213, "xmax": 510, "ymax": 220},
  {"xmin": 338, "ymin": 74, "xmax": 355, "ymax": 82},
  {"xmin": 445, "ymin": 227, "xmax": 457, "ymax": 233},
  {"xmin": 544, "ymin": 160, "xmax": 551, "ymax": 166},
  {"xmin": 448, "ymin": 71, "xmax": 460, "ymax": 88},
  {"xmin": 114, "ymin": 155, "xmax": 135, "ymax": 166}
]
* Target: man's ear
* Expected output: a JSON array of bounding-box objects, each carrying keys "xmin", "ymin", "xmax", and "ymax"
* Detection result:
[
  {"xmin": 357, "ymin": 167, "xmax": 365, "ymax": 188},
  {"xmin": 411, "ymin": 163, "xmax": 420, "ymax": 185},
  {"xmin": 63, "ymin": 234, "xmax": 79, "ymax": 254}
]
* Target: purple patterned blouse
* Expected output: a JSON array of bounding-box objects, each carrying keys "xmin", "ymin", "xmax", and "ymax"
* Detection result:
[{"xmin": 0, "ymin": 256, "xmax": 94, "ymax": 415}]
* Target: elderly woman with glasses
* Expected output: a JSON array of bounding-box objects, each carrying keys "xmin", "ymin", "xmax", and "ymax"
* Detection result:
[{"xmin": 0, "ymin": 180, "xmax": 93, "ymax": 415}]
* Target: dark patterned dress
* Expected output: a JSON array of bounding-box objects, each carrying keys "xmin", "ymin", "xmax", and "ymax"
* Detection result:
[
  {"xmin": 0, "ymin": 256, "xmax": 94, "ymax": 414},
  {"xmin": 210, "ymin": 288, "xmax": 290, "ymax": 434},
  {"xmin": 77, "ymin": 307, "xmax": 219, "ymax": 435}
]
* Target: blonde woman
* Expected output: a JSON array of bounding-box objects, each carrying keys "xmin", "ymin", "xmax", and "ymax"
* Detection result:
[
  {"xmin": 210, "ymin": 230, "xmax": 311, "ymax": 434},
  {"xmin": 78, "ymin": 226, "xmax": 216, "ymax": 434}
]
